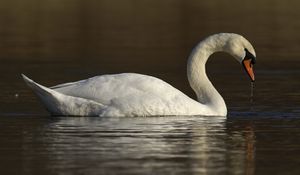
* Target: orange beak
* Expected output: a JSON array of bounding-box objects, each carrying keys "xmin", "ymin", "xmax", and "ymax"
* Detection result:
[{"xmin": 242, "ymin": 59, "xmax": 255, "ymax": 82}]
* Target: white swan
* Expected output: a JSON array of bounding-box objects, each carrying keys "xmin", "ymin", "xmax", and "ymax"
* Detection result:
[{"xmin": 22, "ymin": 33, "xmax": 256, "ymax": 117}]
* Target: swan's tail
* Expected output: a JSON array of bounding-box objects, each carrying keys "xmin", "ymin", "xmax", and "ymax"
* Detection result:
[{"xmin": 21, "ymin": 74, "xmax": 105, "ymax": 116}]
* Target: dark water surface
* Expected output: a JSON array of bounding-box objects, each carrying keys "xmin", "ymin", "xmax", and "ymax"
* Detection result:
[
  {"xmin": 1, "ymin": 115, "xmax": 300, "ymax": 175},
  {"xmin": 1, "ymin": 63, "xmax": 300, "ymax": 175},
  {"xmin": 2, "ymin": 0, "xmax": 300, "ymax": 175}
]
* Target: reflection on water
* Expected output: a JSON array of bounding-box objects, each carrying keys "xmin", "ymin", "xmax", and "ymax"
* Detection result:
[
  {"xmin": 0, "ymin": 116, "xmax": 241, "ymax": 174},
  {"xmin": 1, "ymin": 0, "xmax": 300, "ymax": 174},
  {"xmin": 1, "ymin": 115, "xmax": 300, "ymax": 175}
]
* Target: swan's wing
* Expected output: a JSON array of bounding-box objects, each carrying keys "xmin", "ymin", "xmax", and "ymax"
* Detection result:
[
  {"xmin": 52, "ymin": 73, "xmax": 201, "ymax": 112},
  {"xmin": 51, "ymin": 80, "xmax": 86, "ymax": 89},
  {"xmin": 23, "ymin": 73, "xmax": 205, "ymax": 116},
  {"xmin": 22, "ymin": 74, "xmax": 106, "ymax": 116}
]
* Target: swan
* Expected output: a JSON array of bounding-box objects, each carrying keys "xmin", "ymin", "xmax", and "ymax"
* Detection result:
[{"xmin": 22, "ymin": 33, "xmax": 256, "ymax": 117}]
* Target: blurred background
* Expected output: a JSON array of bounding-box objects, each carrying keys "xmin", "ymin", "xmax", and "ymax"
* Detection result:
[{"xmin": 1, "ymin": 0, "xmax": 300, "ymax": 113}]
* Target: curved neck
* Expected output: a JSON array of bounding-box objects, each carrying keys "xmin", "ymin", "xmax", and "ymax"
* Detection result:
[{"xmin": 187, "ymin": 35, "xmax": 227, "ymax": 115}]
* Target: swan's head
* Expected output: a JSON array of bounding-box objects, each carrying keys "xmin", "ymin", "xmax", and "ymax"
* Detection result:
[{"xmin": 223, "ymin": 33, "xmax": 256, "ymax": 82}]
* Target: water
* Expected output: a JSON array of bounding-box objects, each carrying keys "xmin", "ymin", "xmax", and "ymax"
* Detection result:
[
  {"xmin": 2, "ymin": 63, "xmax": 300, "ymax": 175},
  {"xmin": 250, "ymin": 82, "xmax": 255, "ymax": 109},
  {"xmin": 1, "ymin": 115, "xmax": 300, "ymax": 175},
  {"xmin": 2, "ymin": 0, "xmax": 300, "ymax": 174}
]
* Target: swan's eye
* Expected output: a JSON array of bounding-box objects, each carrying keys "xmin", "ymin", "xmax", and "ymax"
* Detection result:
[{"xmin": 244, "ymin": 48, "xmax": 256, "ymax": 64}]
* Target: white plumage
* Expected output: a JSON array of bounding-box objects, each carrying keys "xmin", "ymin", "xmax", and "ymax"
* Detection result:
[{"xmin": 22, "ymin": 33, "xmax": 256, "ymax": 117}]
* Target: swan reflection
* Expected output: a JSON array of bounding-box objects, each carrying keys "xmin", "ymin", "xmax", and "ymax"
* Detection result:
[{"xmin": 18, "ymin": 116, "xmax": 256, "ymax": 174}]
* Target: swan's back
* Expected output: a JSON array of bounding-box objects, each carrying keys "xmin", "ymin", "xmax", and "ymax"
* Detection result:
[
  {"xmin": 50, "ymin": 73, "xmax": 204, "ymax": 116},
  {"xmin": 53, "ymin": 73, "xmax": 179, "ymax": 104}
]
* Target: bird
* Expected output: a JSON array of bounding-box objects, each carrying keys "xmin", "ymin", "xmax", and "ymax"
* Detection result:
[{"xmin": 22, "ymin": 33, "xmax": 256, "ymax": 117}]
